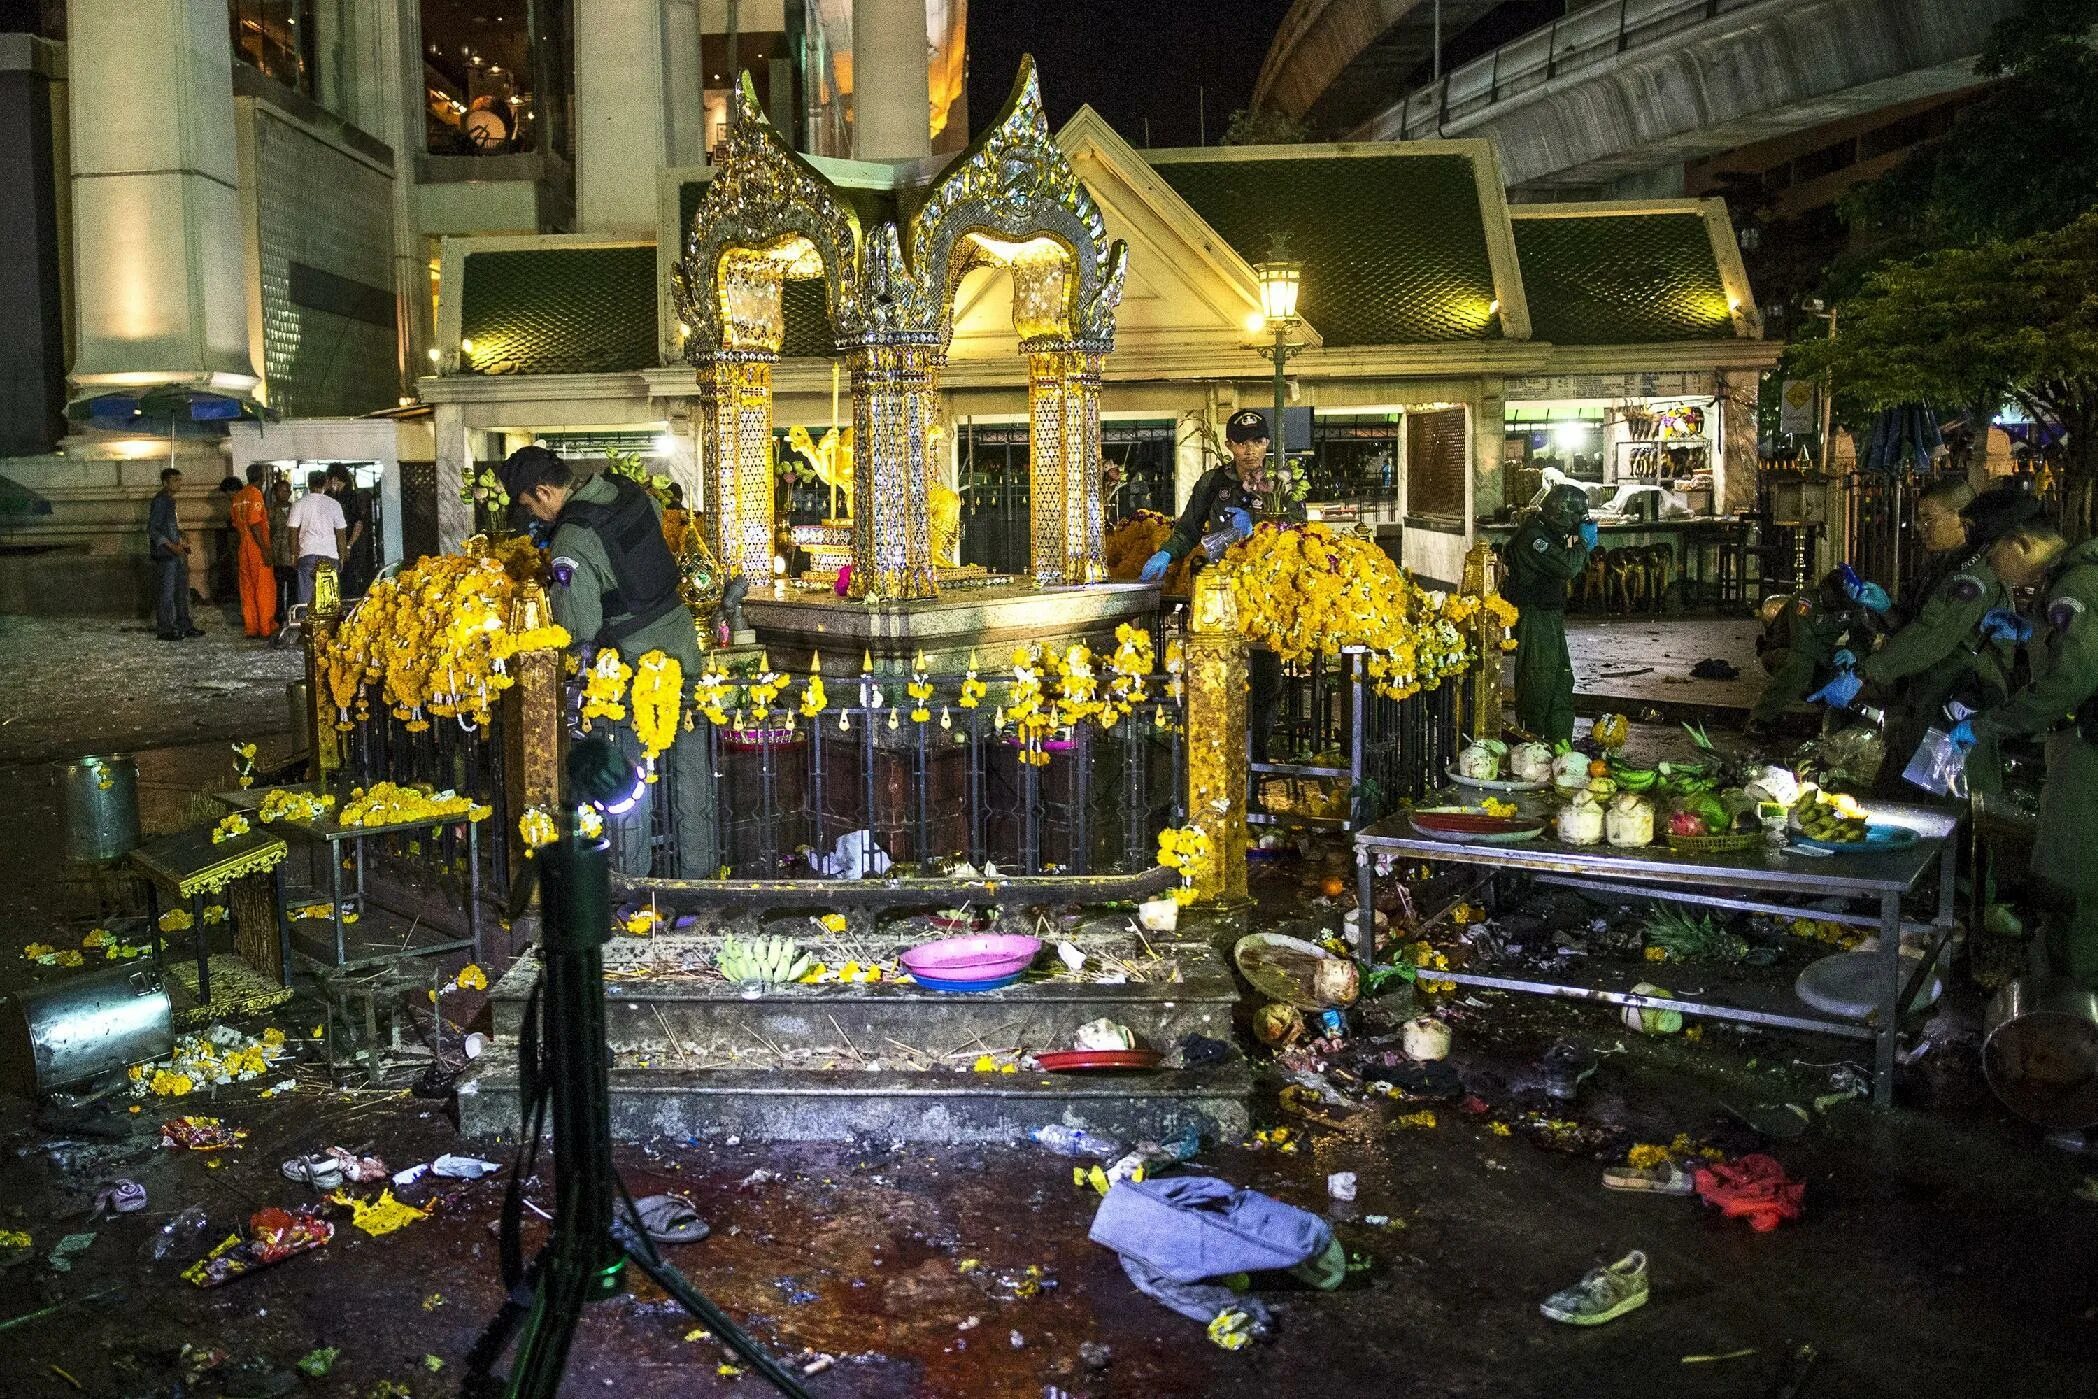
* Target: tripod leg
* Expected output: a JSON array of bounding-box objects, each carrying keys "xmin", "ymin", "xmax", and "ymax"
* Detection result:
[{"xmin": 622, "ymin": 1241, "xmax": 814, "ymax": 1399}]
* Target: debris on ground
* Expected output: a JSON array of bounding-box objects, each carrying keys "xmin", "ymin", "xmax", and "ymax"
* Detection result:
[
  {"xmin": 1540, "ymin": 1249, "xmax": 1650, "ymax": 1326},
  {"xmin": 1694, "ymin": 1155, "xmax": 1805, "ymax": 1231},
  {"xmin": 183, "ymin": 1207, "xmax": 334, "ymax": 1287}
]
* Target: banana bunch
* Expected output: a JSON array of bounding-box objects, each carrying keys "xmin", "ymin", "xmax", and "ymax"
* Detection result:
[
  {"xmin": 1613, "ymin": 767, "xmax": 1659, "ymax": 793},
  {"xmin": 716, "ymin": 935, "xmax": 813, "ymax": 985},
  {"xmin": 1797, "ymin": 792, "xmax": 1868, "ymax": 843}
]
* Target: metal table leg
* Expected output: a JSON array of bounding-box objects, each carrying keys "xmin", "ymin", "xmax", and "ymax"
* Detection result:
[
  {"xmin": 330, "ymin": 844, "xmax": 347, "ymax": 966},
  {"xmin": 467, "ymin": 820, "xmax": 483, "ymax": 965},
  {"xmin": 192, "ymin": 893, "xmax": 210, "ymax": 1009},
  {"xmin": 271, "ymin": 864, "xmax": 292, "ymax": 987},
  {"xmin": 1355, "ymin": 853, "xmax": 1377, "ymax": 963},
  {"xmin": 1874, "ymin": 889, "xmax": 1902, "ymax": 1107},
  {"xmin": 144, "ymin": 881, "xmax": 162, "ymax": 973}
]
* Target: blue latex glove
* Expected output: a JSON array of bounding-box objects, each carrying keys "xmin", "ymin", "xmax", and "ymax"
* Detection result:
[
  {"xmin": 1979, "ymin": 607, "xmax": 2033, "ymax": 643},
  {"xmin": 1578, "ymin": 520, "xmax": 1600, "ymax": 549},
  {"xmin": 1807, "ymin": 671, "xmax": 1864, "ymax": 710},
  {"xmin": 1139, "ymin": 550, "xmax": 1173, "ymax": 583},
  {"xmin": 1832, "ymin": 648, "xmax": 1856, "ymax": 669},
  {"xmin": 1223, "ymin": 507, "xmax": 1253, "ymax": 538},
  {"xmin": 1947, "ymin": 718, "xmax": 1978, "ymax": 750},
  {"xmin": 1845, "ymin": 578, "xmax": 1891, "ymax": 613}
]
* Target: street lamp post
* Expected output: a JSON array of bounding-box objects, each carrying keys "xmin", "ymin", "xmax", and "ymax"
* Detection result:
[{"xmin": 1254, "ymin": 243, "xmax": 1303, "ymax": 507}]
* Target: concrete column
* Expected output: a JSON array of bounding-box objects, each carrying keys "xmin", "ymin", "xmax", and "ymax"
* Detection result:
[
  {"xmin": 434, "ymin": 400, "xmax": 474, "ymax": 551},
  {"xmin": 575, "ymin": 0, "xmax": 672, "ymax": 236},
  {"xmin": 664, "ymin": 0, "xmax": 705, "ymax": 166},
  {"xmin": 334, "ymin": 0, "xmax": 427, "ymax": 400},
  {"xmin": 853, "ymin": 0, "xmax": 930, "ymax": 161},
  {"xmin": 1718, "ymin": 368, "xmax": 1762, "ymax": 516},
  {"xmin": 67, "ymin": 0, "xmax": 255, "ymax": 392}
]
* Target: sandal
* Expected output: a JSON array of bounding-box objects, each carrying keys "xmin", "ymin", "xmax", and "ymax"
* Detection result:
[
  {"xmin": 1601, "ymin": 1161, "xmax": 1694, "ymax": 1195},
  {"xmin": 620, "ymin": 1193, "xmax": 710, "ymax": 1244}
]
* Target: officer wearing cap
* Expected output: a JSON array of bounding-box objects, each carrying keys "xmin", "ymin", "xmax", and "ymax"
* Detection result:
[
  {"xmin": 1141, "ymin": 408, "xmax": 1302, "ymax": 761},
  {"xmin": 1503, "ymin": 482, "xmax": 1595, "ymax": 742},
  {"xmin": 1951, "ymin": 520, "xmax": 2098, "ymax": 991},
  {"xmin": 498, "ymin": 445, "xmax": 718, "ymax": 877}
]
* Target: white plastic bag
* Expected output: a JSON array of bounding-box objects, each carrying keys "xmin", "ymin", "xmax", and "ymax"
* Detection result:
[{"xmin": 1902, "ymin": 726, "xmax": 1969, "ymax": 799}]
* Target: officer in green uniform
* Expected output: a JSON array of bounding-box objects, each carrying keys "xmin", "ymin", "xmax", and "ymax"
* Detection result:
[
  {"xmin": 1811, "ymin": 482, "xmax": 2039, "ymax": 795},
  {"xmin": 1502, "ymin": 483, "xmax": 1593, "ymax": 742},
  {"xmin": 1140, "ymin": 408, "xmax": 1304, "ymax": 760},
  {"xmin": 1953, "ymin": 522, "xmax": 2098, "ymax": 991},
  {"xmin": 499, "ymin": 446, "xmax": 719, "ymax": 878},
  {"xmin": 1748, "ymin": 568, "xmax": 1885, "ymax": 735}
]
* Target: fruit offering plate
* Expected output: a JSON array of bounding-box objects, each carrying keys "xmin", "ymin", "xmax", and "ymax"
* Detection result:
[
  {"xmin": 1409, "ymin": 806, "xmax": 1547, "ymax": 843},
  {"xmin": 1791, "ymin": 824, "xmax": 1921, "ymax": 855},
  {"xmin": 1446, "ymin": 764, "xmax": 1548, "ymax": 792}
]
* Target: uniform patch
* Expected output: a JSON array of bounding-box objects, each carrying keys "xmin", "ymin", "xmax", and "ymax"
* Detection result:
[
  {"xmin": 551, "ymin": 556, "xmax": 578, "ymax": 587},
  {"xmin": 1948, "ymin": 573, "xmax": 1984, "ymax": 603},
  {"xmin": 1531, "ymin": 536, "xmax": 1550, "ymax": 553},
  {"xmin": 2048, "ymin": 594, "xmax": 2086, "ymax": 631}
]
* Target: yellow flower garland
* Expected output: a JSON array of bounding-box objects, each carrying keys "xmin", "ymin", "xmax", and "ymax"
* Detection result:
[
  {"xmin": 579, "ymin": 648, "xmax": 632, "ymax": 730},
  {"xmin": 337, "ymin": 782, "xmax": 489, "ymax": 829},
  {"xmin": 629, "ymin": 650, "xmax": 684, "ymax": 778}
]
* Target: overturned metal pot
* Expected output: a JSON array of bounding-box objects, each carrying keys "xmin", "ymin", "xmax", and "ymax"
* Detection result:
[
  {"xmin": 1983, "ymin": 977, "xmax": 2098, "ymax": 1130},
  {"xmin": 0, "ymin": 964, "xmax": 173, "ymax": 1098}
]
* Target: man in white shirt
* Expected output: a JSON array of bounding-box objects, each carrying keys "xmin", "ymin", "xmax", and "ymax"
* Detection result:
[{"xmin": 286, "ymin": 469, "xmax": 348, "ymax": 606}]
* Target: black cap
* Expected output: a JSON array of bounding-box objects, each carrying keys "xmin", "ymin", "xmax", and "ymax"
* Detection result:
[
  {"xmin": 497, "ymin": 444, "xmax": 568, "ymax": 501},
  {"xmin": 1961, "ymin": 483, "xmax": 2044, "ymax": 544},
  {"xmin": 1225, "ymin": 409, "xmax": 1270, "ymax": 444}
]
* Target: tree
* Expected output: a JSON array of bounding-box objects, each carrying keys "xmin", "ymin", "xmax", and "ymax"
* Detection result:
[
  {"xmin": 1843, "ymin": 0, "xmax": 2098, "ymax": 255},
  {"xmin": 1220, "ymin": 108, "xmax": 1308, "ymax": 146},
  {"xmin": 1798, "ymin": 211, "xmax": 2098, "ymax": 534}
]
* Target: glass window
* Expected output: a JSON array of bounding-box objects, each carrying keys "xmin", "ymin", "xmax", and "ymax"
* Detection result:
[
  {"xmin": 421, "ymin": 0, "xmax": 565, "ymax": 156},
  {"xmin": 1406, "ymin": 408, "xmax": 1468, "ymax": 524},
  {"xmin": 1308, "ymin": 413, "xmax": 1400, "ymax": 504},
  {"xmin": 229, "ymin": 1, "xmax": 317, "ymax": 96}
]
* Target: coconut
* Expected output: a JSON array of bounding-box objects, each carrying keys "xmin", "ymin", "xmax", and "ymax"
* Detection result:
[
  {"xmin": 1312, "ymin": 957, "xmax": 1360, "ymax": 1007},
  {"xmin": 1456, "ymin": 741, "xmax": 1503, "ymax": 782},
  {"xmin": 1553, "ymin": 750, "xmax": 1593, "ymax": 788},
  {"xmin": 1254, "ymin": 1002, "xmax": 1304, "ymax": 1047},
  {"xmin": 1402, "ymin": 1017, "xmax": 1452, "ymax": 1061},
  {"xmin": 1606, "ymin": 792, "xmax": 1654, "ymax": 848},
  {"xmin": 1558, "ymin": 790, "xmax": 1605, "ymax": 845},
  {"xmin": 1509, "ymin": 742, "xmax": 1554, "ymax": 784},
  {"xmin": 1074, "ymin": 1018, "xmax": 1137, "ymax": 1051}
]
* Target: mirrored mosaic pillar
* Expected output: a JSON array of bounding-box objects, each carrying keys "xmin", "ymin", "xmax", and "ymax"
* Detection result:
[
  {"xmin": 1025, "ymin": 344, "xmax": 1107, "ymax": 587},
  {"xmin": 1184, "ymin": 570, "xmax": 1249, "ymax": 907},
  {"xmin": 695, "ymin": 351, "xmax": 778, "ymax": 588},
  {"xmin": 847, "ymin": 340, "xmax": 941, "ymax": 601}
]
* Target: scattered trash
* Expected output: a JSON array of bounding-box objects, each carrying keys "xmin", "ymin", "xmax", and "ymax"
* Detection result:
[
  {"xmin": 1235, "ymin": 932, "xmax": 1360, "ymax": 1009},
  {"xmin": 1689, "ymin": 658, "xmax": 1740, "ymax": 680},
  {"xmin": 296, "ymin": 1348, "xmax": 339, "ymax": 1378},
  {"xmin": 1694, "ymin": 1155, "xmax": 1804, "ymax": 1231},
  {"xmin": 160, "ymin": 1115, "xmax": 246, "ymax": 1151},
  {"xmin": 1620, "ymin": 985, "xmax": 1685, "ymax": 1036},
  {"xmin": 1539, "ymin": 1042, "xmax": 1599, "ymax": 1101},
  {"xmin": 1056, "ymin": 941, "xmax": 1087, "ymax": 973},
  {"xmin": 1206, "ymin": 1309, "xmax": 1255, "ymax": 1350},
  {"xmin": 1073, "ymin": 1018, "xmax": 1136, "ymax": 1051},
  {"xmin": 149, "ymin": 1205, "xmax": 211, "ymax": 1260},
  {"xmin": 1029, "ymin": 1125, "xmax": 1126, "ymax": 1159},
  {"xmin": 283, "ymin": 1146, "xmax": 387, "ymax": 1190},
  {"xmin": 1682, "ymin": 1348, "xmax": 1758, "ymax": 1364},
  {"xmin": 2074, "ymin": 1176, "xmax": 2098, "ymax": 1205},
  {"xmin": 1540, "ymin": 1249, "xmax": 1649, "ymax": 1326},
  {"xmin": 90, "ymin": 1179, "xmax": 146, "ymax": 1218},
  {"xmin": 1137, "ymin": 897, "xmax": 1180, "ymax": 932},
  {"xmin": 1078, "ymin": 1341, "xmax": 1112, "ymax": 1370},
  {"xmin": 47, "ymin": 1232, "xmax": 95, "ymax": 1273},
  {"xmin": 432, "ymin": 1153, "xmax": 501, "ymax": 1180},
  {"xmin": 812, "ymin": 829, "xmax": 891, "ymax": 878},
  {"xmin": 1327, "ymin": 1171, "xmax": 1358, "ymax": 1202},
  {"xmin": 1401, "ymin": 1017, "xmax": 1451, "ymax": 1061},
  {"xmin": 1254, "ymin": 1001, "xmax": 1305, "ymax": 1048},
  {"xmin": 182, "ymin": 1207, "xmax": 333, "ymax": 1287},
  {"xmin": 1602, "ymin": 1161, "xmax": 1694, "ymax": 1195},
  {"xmin": 329, "ymin": 1189, "xmax": 428, "ymax": 1238}
]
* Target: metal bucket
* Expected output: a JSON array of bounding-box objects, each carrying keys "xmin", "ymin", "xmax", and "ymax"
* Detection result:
[
  {"xmin": 0, "ymin": 964, "xmax": 172, "ymax": 1098},
  {"xmin": 1983, "ymin": 977, "xmax": 2098, "ymax": 1129},
  {"xmin": 60, "ymin": 754, "xmax": 141, "ymax": 863},
  {"xmin": 286, "ymin": 679, "xmax": 312, "ymax": 752}
]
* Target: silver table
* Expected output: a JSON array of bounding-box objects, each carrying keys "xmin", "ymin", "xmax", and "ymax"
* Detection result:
[{"xmin": 1354, "ymin": 794, "xmax": 1962, "ymax": 1106}]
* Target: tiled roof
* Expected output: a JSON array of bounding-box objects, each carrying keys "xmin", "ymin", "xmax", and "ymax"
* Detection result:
[
  {"xmin": 458, "ymin": 245, "xmax": 659, "ymax": 376},
  {"xmin": 1514, "ymin": 212, "xmax": 1736, "ymax": 345},
  {"xmin": 1149, "ymin": 151, "xmax": 1501, "ymax": 346}
]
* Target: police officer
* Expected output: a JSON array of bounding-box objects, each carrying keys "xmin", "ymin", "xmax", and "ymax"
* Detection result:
[
  {"xmin": 1503, "ymin": 483, "xmax": 1594, "ymax": 742},
  {"xmin": 1140, "ymin": 408, "xmax": 1303, "ymax": 761},
  {"xmin": 1810, "ymin": 482, "xmax": 2039, "ymax": 794},
  {"xmin": 498, "ymin": 446, "xmax": 719, "ymax": 878},
  {"xmin": 1953, "ymin": 521, "xmax": 2098, "ymax": 991},
  {"xmin": 1748, "ymin": 567, "xmax": 1887, "ymax": 736}
]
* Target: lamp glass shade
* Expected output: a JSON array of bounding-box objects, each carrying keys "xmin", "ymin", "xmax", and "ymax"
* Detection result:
[{"xmin": 1256, "ymin": 260, "xmax": 1302, "ymax": 323}]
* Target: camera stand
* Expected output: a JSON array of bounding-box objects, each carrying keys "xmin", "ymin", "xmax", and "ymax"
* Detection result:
[{"xmin": 464, "ymin": 762, "xmax": 810, "ymax": 1398}]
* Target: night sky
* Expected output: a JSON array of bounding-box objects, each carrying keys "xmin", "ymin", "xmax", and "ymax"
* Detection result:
[{"xmin": 964, "ymin": 0, "xmax": 1299, "ymax": 150}]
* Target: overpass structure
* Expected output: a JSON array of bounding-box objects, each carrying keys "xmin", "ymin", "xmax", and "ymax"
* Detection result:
[{"xmin": 1254, "ymin": 0, "xmax": 2016, "ymax": 196}]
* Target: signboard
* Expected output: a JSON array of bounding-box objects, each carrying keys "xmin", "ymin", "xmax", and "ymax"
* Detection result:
[{"xmin": 1778, "ymin": 379, "xmax": 1818, "ymax": 436}]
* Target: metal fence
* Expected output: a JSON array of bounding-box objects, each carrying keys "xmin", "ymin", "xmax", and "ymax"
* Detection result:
[{"xmin": 1252, "ymin": 649, "xmax": 1467, "ymax": 833}]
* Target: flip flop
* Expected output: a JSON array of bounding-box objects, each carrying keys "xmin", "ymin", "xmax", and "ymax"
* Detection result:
[
  {"xmin": 621, "ymin": 1193, "xmax": 709, "ymax": 1244},
  {"xmin": 1601, "ymin": 1161, "xmax": 1694, "ymax": 1195}
]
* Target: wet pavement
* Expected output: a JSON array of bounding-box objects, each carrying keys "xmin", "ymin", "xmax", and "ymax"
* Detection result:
[
  {"xmin": 1560, "ymin": 617, "xmax": 1765, "ymax": 718},
  {"xmin": 2, "ymin": 664, "xmax": 2096, "ymax": 1398}
]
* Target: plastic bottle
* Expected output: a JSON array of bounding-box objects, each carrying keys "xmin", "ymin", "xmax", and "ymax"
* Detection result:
[
  {"xmin": 1027, "ymin": 1125, "xmax": 1125, "ymax": 1159},
  {"xmin": 147, "ymin": 1205, "xmax": 210, "ymax": 1261}
]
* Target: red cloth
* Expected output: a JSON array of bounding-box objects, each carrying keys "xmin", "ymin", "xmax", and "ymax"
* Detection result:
[{"xmin": 1694, "ymin": 1153, "xmax": 1805, "ymax": 1232}]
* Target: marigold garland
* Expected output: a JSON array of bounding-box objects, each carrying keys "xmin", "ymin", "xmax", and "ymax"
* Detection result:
[
  {"xmin": 579, "ymin": 648, "xmax": 633, "ymax": 730},
  {"xmin": 336, "ymin": 782, "xmax": 489, "ymax": 829},
  {"xmin": 629, "ymin": 650, "xmax": 684, "ymax": 779}
]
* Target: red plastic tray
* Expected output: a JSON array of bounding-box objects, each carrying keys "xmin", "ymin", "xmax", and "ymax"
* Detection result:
[{"xmin": 1034, "ymin": 1049, "xmax": 1163, "ymax": 1072}]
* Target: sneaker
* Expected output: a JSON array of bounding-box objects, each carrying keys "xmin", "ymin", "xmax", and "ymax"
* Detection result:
[
  {"xmin": 1540, "ymin": 1250, "xmax": 1649, "ymax": 1326},
  {"xmin": 1601, "ymin": 1161, "xmax": 1694, "ymax": 1195},
  {"xmin": 1540, "ymin": 1041, "xmax": 1597, "ymax": 1101}
]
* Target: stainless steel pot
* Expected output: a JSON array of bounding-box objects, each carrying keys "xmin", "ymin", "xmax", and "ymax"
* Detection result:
[
  {"xmin": 0, "ymin": 964, "xmax": 172, "ymax": 1097},
  {"xmin": 60, "ymin": 754, "xmax": 141, "ymax": 863},
  {"xmin": 1984, "ymin": 976, "xmax": 2098, "ymax": 1129}
]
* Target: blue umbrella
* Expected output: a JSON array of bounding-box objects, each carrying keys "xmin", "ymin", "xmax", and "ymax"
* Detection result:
[{"xmin": 1861, "ymin": 404, "xmax": 1942, "ymax": 475}]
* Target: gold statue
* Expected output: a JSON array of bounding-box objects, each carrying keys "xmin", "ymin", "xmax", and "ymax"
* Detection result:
[
  {"xmin": 930, "ymin": 483, "xmax": 961, "ymax": 568},
  {"xmin": 787, "ymin": 424, "xmax": 854, "ymax": 518}
]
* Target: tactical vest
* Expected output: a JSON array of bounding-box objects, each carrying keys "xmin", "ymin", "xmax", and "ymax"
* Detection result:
[{"xmin": 557, "ymin": 476, "xmax": 682, "ymax": 646}]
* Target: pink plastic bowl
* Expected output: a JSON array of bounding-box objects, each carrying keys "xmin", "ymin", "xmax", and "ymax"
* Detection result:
[{"xmin": 900, "ymin": 933, "xmax": 1042, "ymax": 983}]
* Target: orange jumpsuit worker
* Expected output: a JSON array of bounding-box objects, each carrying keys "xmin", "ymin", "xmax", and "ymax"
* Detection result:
[{"xmin": 230, "ymin": 462, "xmax": 277, "ymax": 637}]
